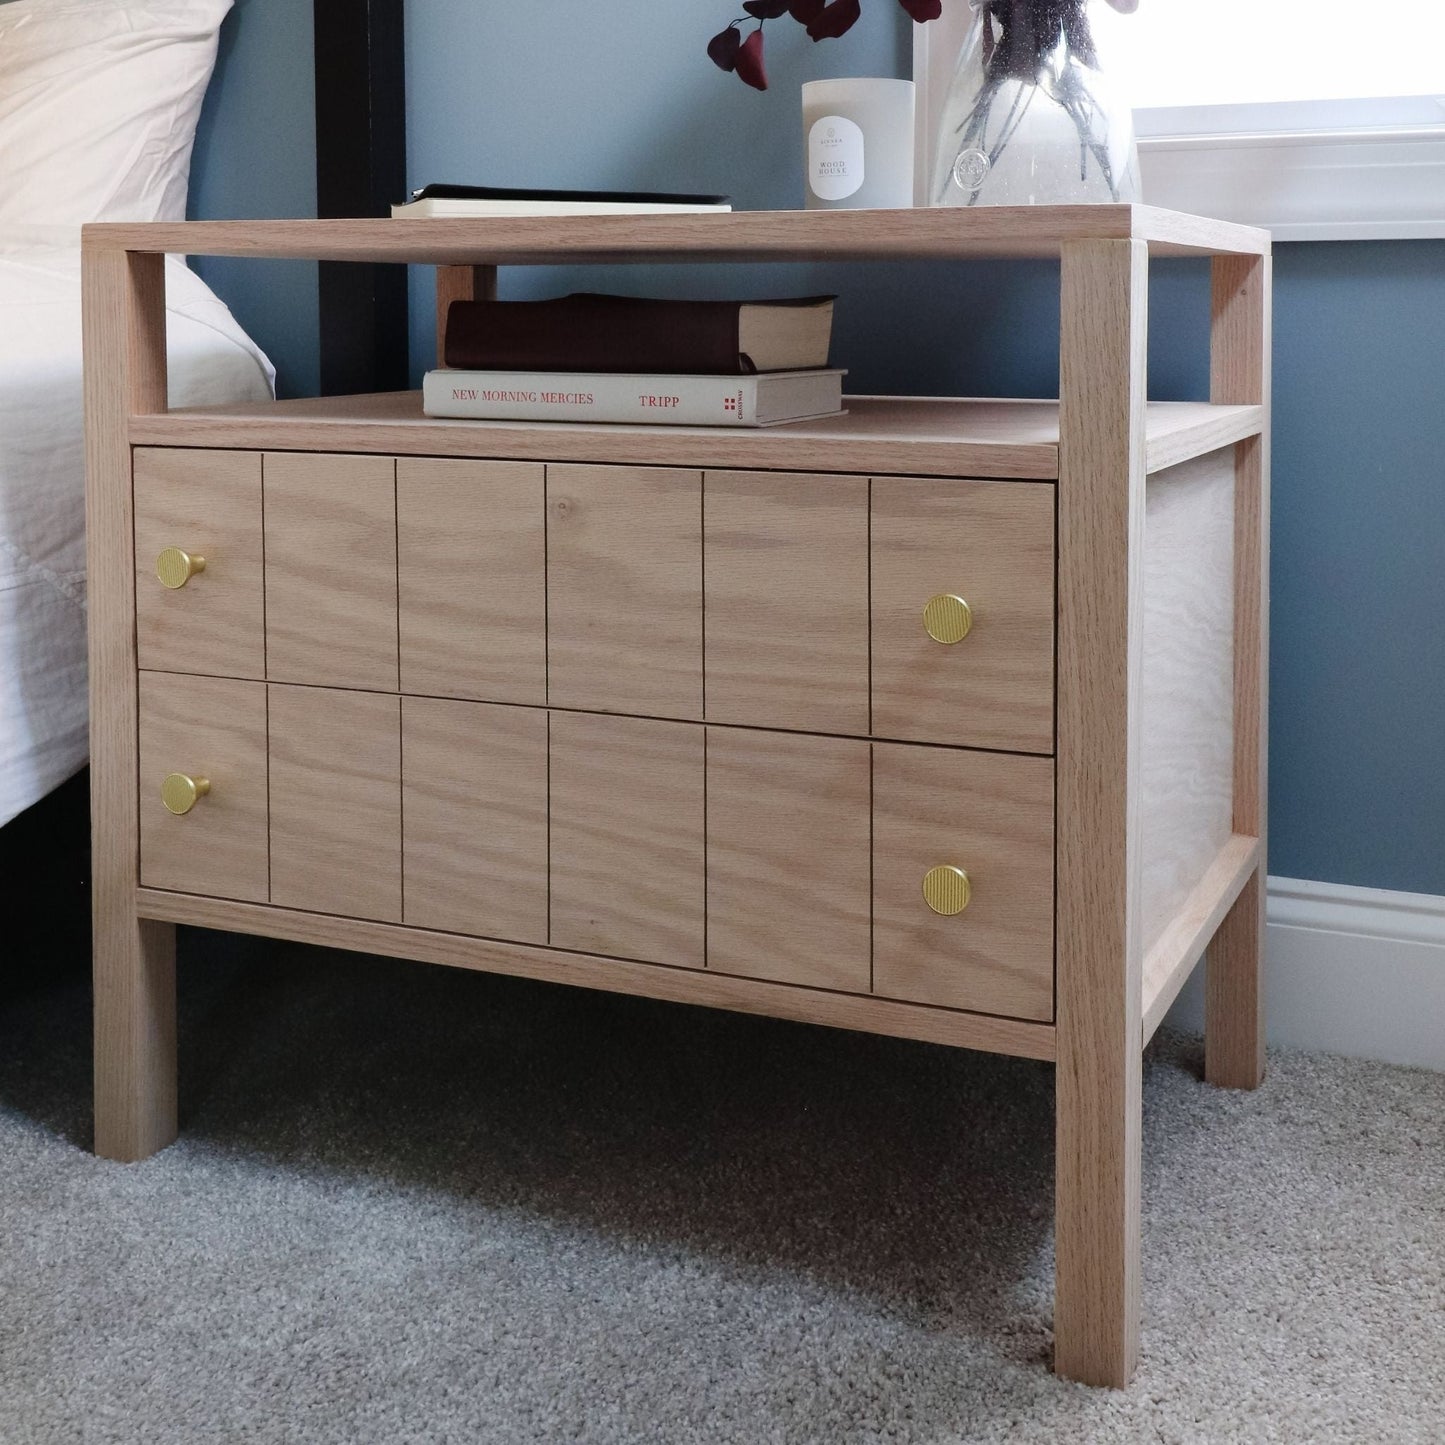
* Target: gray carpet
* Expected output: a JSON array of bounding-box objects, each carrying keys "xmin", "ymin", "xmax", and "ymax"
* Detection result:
[{"xmin": 2, "ymin": 932, "xmax": 1441, "ymax": 1444}]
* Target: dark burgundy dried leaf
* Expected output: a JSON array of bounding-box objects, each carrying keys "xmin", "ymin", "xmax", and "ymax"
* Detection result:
[
  {"xmin": 734, "ymin": 25, "xmax": 768, "ymax": 88},
  {"xmin": 707, "ymin": 22, "xmax": 742, "ymax": 70},
  {"xmin": 787, "ymin": 0, "xmax": 826, "ymax": 24},
  {"xmin": 805, "ymin": 0, "xmax": 862, "ymax": 41},
  {"xmin": 896, "ymin": 0, "xmax": 942, "ymax": 20},
  {"xmin": 743, "ymin": 0, "xmax": 789, "ymax": 17}
]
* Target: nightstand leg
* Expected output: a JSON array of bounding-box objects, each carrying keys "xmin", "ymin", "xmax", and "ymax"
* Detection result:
[
  {"xmin": 1206, "ymin": 866, "xmax": 1266, "ymax": 1089},
  {"xmin": 1054, "ymin": 238, "xmax": 1148, "ymax": 1388},
  {"xmin": 1055, "ymin": 1028, "xmax": 1142, "ymax": 1387},
  {"xmin": 83, "ymin": 247, "xmax": 176, "ymax": 1162},
  {"xmin": 94, "ymin": 914, "xmax": 178, "ymax": 1162}
]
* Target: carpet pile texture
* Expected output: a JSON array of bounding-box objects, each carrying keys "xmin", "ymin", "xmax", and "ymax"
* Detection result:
[{"xmin": 2, "ymin": 932, "xmax": 1441, "ymax": 1443}]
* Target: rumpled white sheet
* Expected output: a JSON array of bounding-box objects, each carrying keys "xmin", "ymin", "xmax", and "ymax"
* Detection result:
[{"xmin": 0, "ymin": 229, "xmax": 275, "ymax": 825}]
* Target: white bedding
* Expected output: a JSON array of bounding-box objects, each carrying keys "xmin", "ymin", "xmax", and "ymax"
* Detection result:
[{"xmin": 0, "ymin": 229, "xmax": 275, "ymax": 825}]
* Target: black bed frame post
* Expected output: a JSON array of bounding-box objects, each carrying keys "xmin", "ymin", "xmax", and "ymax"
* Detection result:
[{"xmin": 313, "ymin": 0, "xmax": 409, "ymax": 395}]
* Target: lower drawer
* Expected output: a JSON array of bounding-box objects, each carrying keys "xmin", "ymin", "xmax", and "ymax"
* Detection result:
[
  {"xmin": 872, "ymin": 742, "xmax": 1054, "ymax": 1020},
  {"xmin": 138, "ymin": 671, "xmax": 269, "ymax": 902},
  {"xmin": 135, "ymin": 678, "xmax": 1055, "ymax": 1019}
]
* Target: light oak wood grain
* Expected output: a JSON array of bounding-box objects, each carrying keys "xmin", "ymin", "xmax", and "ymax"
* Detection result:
[
  {"xmin": 872, "ymin": 741, "xmax": 1054, "ymax": 1020},
  {"xmin": 268, "ymin": 684, "xmax": 401, "ymax": 922},
  {"xmin": 402, "ymin": 697, "xmax": 548, "ymax": 943},
  {"xmin": 264, "ymin": 451, "xmax": 398, "ymax": 691},
  {"xmin": 83, "ymin": 206, "xmax": 1270, "ymax": 265},
  {"xmin": 84, "ymin": 245, "xmax": 178, "ymax": 1162},
  {"xmin": 90, "ymin": 211, "xmax": 1273, "ymax": 1391},
  {"xmin": 706, "ymin": 728, "xmax": 871, "ymax": 991},
  {"xmin": 1053, "ymin": 238, "xmax": 1148, "ymax": 1388},
  {"xmin": 1145, "ymin": 401, "xmax": 1264, "ymax": 476},
  {"xmin": 547, "ymin": 464, "xmax": 703, "ymax": 719},
  {"xmin": 1138, "ymin": 449, "xmax": 1237, "ymax": 957},
  {"xmin": 133, "ymin": 447, "xmax": 264, "ymax": 679},
  {"xmin": 871, "ymin": 477, "xmax": 1055, "ymax": 753},
  {"xmin": 1205, "ymin": 252, "xmax": 1273, "ymax": 1091},
  {"xmin": 548, "ymin": 711, "xmax": 705, "ymax": 967},
  {"xmin": 131, "ymin": 392, "xmax": 1262, "ymax": 484},
  {"xmin": 136, "ymin": 888, "xmax": 1059, "ymax": 1060},
  {"xmin": 435, "ymin": 264, "xmax": 497, "ymax": 367},
  {"xmin": 138, "ymin": 672, "xmax": 269, "ymax": 903},
  {"xmin": 397, "ymin": 457, "xmax": 546, "ymax": 704},
  {"xmin": 1141, "ymin": 833, "xmax": 1258, "ymax": 1044},
  {"xmin": 703, "ymin": 470, "xmax": 869, "ymax": 734}
]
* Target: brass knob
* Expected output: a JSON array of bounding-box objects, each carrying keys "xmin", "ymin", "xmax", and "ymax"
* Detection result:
[
  {"xmin": 923, "ymin": 594, "xmax": 972, "ymax": 645},
  {"xmin": 156, "ymin": 547, "xmax": 206, "ymax": 589},
  {"xmin": 161, "ymin": 773, "xmax": 211, "ymax": 816},
  {"xmin": 922, "ymin": 865, "xmax": 971, "ymax": 916}
]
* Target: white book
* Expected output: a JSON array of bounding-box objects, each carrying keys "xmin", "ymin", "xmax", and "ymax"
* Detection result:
[
  {"xmin": 392, "ymin": 198, "xmax": 733, "ymax": 219},
  {"xmin": 422, "ymin": 369, "xmax": 846, "ymax": 428}
]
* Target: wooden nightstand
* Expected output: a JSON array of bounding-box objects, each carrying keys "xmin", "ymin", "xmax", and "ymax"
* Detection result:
[{"xmin": 83, "ymin": 206, "xmax": 1270, "ymax": 1387}]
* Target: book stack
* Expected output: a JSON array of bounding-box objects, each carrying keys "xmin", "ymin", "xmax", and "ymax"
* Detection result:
[{"xmin": 423, "ymin": 292, "xmax": 844, "ymax": 429}]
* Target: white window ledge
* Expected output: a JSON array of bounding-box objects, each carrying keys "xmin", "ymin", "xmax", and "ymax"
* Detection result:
[
  {"xmin": 914, "ymin": 20, "xmax": 1445, "ymax": 241},
  {"xmin": 1136, "ymin": 99, "xmax": 1445, "ymax": 241}
]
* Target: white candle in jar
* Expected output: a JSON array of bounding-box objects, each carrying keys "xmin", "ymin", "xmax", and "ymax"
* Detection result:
[{"xmin": 802, "ymin": 78, "xmax": 915, "ymax": 210}]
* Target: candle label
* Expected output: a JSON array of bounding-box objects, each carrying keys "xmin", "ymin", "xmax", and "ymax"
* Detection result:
[{"xmin": 808, "ymin": 115, "xmax": 865, "ymax": 201}]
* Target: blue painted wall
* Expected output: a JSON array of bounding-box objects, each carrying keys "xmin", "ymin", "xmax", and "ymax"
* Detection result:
[
  {"xmin": 189, "ymin": 0, "xmax": 318, "ymax": 397},
  {"xmin": 191, "ymin": 1, "xmax": 1445, "ymax": 895}
]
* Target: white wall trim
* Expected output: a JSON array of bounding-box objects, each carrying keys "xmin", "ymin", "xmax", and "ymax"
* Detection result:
[
  {"xmin": 1267, "ymin": 876, "xmax": 1445, "ymax": 947},
  {"xmin": 1167, "ymin": 876, "xmax": 1445, "ymax": 1072}
]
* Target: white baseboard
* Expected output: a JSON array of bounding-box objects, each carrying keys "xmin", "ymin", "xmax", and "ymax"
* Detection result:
[{"xmin": 1166, "ymin": 876, "xmax": 1445, "ymax": 1072}]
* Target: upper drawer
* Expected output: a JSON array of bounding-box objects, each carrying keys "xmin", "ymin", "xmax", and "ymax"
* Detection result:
[
  {"xmin": 871, "ymin": 478, "xmax": 1055, "ymax": 753},
  {"xmin": 134, "ymin": 447, "xmax": 264, "ymax": 680}
]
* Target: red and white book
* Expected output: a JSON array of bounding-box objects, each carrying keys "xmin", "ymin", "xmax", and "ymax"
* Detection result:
[{"xmin": 421, "ymin": 368, "xmax": 846, "ymax": 428}]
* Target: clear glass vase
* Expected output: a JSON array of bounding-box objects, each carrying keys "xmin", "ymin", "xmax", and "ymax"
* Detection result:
[{"xmin": 930, "ymin": 0, "xmax": 1140, "ymax": 208}]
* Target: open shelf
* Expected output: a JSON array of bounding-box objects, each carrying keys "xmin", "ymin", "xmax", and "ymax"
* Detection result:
[{"xmin": 130, "ymin": 393, "xmax": 1263, "ymax": 481}]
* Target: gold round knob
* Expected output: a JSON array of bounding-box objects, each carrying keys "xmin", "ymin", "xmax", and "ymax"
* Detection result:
[
  {"xmin": 923, "ymin": 594, "xmax": 973, "ymax": 645},
  {"xmin": 156, "ymin": 547, "xmax": 206, "ymax": 589},
  {"xmin": 161, "ymin": 773, "xmax": 211, "ymax": 816},
  {"xmin": 922, "ymin": 865, "xmax": 971, "ymax": 916}
]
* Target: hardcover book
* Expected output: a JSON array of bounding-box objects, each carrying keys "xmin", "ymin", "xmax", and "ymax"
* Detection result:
[
  {"xmin": 443, "ymin": 293, "xmax": 835, "ymax": 376},
  {"xmin": 393, "ymin": 183, "xmax": 732, "ymax": 219},
  {"xmin": 421, "ymin": 368, "xmax": 846, "ymax": 428}
]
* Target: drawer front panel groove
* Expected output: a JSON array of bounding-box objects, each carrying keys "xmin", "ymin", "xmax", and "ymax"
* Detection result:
[
  {"xmin": 548, "ymin": 710, "xmax": 706, "ymax": 967},
  {"xmin": 397, "ymin": 457, "xmax": 546, "ymax": 704},
  {"xmin": 546, "ymin": 464, "xmax": 704, "ymax": 720},
  {"xmin": 402, "ymin": 696, "xmax": 549, "ymax": 943},
  {"xmin": 264, "ymin": 452, "xmax": 399, "ymax": 691},
  {"xmin": 268, "ymin": 683, "xmax": 402, "ymax": 922},
  {"xmin": 703, "ymin": 469, "xmax": 870, "ymax": 735}
]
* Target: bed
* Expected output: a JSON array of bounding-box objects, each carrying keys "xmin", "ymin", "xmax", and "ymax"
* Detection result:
[
  {"xmin": 0, "ymin": 231, "xmax": 273, "ymax": 827},
  {"xmin": 0, "ymin": 0, "xmax": 276, "ymax": 832}
]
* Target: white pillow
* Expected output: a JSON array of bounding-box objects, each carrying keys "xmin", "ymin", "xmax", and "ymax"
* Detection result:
[{"xmin": 0, "ymin": 0, "xmax": 233, "ymax": 228}]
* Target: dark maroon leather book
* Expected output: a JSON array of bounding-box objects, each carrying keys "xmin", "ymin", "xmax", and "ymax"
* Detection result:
[{"xmin": 443, "ymin": 292, "xmax": 835, "ymax": 375}]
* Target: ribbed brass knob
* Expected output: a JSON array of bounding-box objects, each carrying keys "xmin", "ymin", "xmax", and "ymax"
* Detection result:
[
  {"xmin": 922, "ymin": 865, "xmax": 971, "ymax": 916},
  {"xmin": 156, "ymin": 547, "xmax": 206, "ymax": 589},
  {"xmin": 161, "ymin": 773, "xmax": 211, "ymax": 816},
  {"xmin": 922, "ymin": 594, "xmax": 972, "ymax": 645}
]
